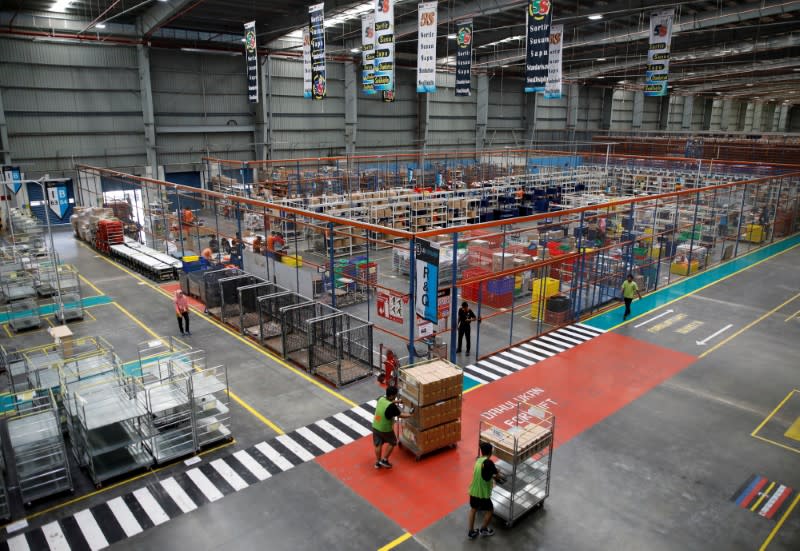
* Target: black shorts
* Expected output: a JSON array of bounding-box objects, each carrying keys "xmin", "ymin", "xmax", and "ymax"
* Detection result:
[
  {"xmin": 469, "ymin": 496, "xmax": 494, "ymax": 512},
  {"xmin": 372, "ymin": 428, "xmax": 397, "ymax": 446}
]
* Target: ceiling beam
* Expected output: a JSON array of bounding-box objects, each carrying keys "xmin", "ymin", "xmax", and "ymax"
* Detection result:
[{"xmin": 138, "ymin": 0, "xmax": 199, "ymax": 37}]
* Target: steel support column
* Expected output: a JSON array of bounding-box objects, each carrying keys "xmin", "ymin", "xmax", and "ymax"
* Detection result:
[
  {"xmin": 0, "ymin": 89, "xmax": 10, "ymax": 166},
  {"xmin": 136, "ymin": 44, "xmax": 158, "ymax": 178},
  {"xmin": 681, "ymin": 96, "xmax": 695, "ymax": 130},
  {"xmin": 476, "ymin": 74, "xmax": 489, "ymax": 152}
]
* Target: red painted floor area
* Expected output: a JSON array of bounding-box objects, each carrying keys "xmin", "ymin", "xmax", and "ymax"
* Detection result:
[
  {"xmin": 317, "ymin": 333, "xmax": 697, "ymax": 534},
  {"xmin": 162, "ymin": 282, "xmax": 205, "ymax": 311}
]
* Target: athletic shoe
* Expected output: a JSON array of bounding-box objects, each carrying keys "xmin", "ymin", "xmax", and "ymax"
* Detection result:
[
  {"xmin": 467, "ymin": 530, "xmax": 479, "ymax": 540},
  {"xmin": 375, "ymin": 461, "xmax": 382, "ymax": 469},
  {"xmin": 480, "ymin": 528, "xmax": 495, "ymax": 537},
  {"xmin": 180, "ymin": 331, "xmax": 185, "ymax": 336},
  {"xmin": 186, "ymin": 331, "xmax": 192, "ymax": 336},
  {"xmin": 379, "ymin": 459, "xmax": 393, "ymax": 469}
]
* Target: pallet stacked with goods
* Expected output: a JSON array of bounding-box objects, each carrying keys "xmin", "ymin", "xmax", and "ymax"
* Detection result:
[
  {"xmin": 479, "ymin": 401, "xmax": 554, "ymax": 527},
  {"xmin": 94, "ymin": 219, "xmax": 124, "ymax": 254},
  {"xmin": 398, "ymin": 359, "xmax": 463, "ymax": 459}
]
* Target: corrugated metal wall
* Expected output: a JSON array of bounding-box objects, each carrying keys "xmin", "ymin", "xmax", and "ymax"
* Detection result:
[
  {"xmin": 641, "ymin": 96, "xmax": 661, "ymax": 130},
  {"xmin": 150, "ymin": 49, "xmax": 255, "ymax": 168},
  {"xmin": 428, "ymin": 72, "xmax": 476, "ymax": 150},
  {"xmin": 610, "ymin": 90, "xmax": 634, "ymax": 131},
  {"xmin": 356, "ymin": 67, "xmax": 418, "ymax": 153},
  {"xmin": 0, "ymin": 38, "xmax": 146, "ymax": 176},
  {"xmin": 487, "ymin": 75, "xmax": 524, "ymax": 148}
]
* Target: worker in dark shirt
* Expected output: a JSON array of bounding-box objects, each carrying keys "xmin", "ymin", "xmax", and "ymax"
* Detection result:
[
  {"xmin": 371, "ymin": 386, "xmax": 411, "ymax": 469},
  {"xmin": 456, "ymin": 302, "xmax": 477, "ymax": 354},
  {"xmin": 467, "ymin": 441, "xmax": 506, "ymax": 539}
]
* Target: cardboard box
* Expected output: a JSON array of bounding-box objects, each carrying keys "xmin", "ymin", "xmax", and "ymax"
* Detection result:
[
  {"xmin": 492, "ymin": 252, "xmax": 515, "ymax": 272},
  {"xmin": 405, "ymin": 396, "xmax": 462, "ymax": 430},
  {"xmin": 400, "ymin": 359, "xmax": 463, "ymax": 407},
  {"xmin": 401, "ymin": 419, "xmax": 461, "ymax": 453},
  {"xmin": 480, "ymin": 423, "xmax": 552, "ymax": 463}
]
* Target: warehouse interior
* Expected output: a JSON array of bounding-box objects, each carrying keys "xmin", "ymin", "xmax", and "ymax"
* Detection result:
[{"xmin": 0, "ymin": 0, "xmax": 799, "ymax": 550}]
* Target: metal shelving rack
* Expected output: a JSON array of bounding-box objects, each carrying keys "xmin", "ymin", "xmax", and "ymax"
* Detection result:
[
  {"xmin": 5, "ymin": 297, "xmax": 41, "ymax": 332},
  {"xmin": 478, "ymin": 401, "xmax": 555, "ymax": 527},
  {"xmin": 191, "ymin": 364, "xmax": 232, "ymax": 449},
  {"xmin": 139, "ymin": 358, "xmax": 194, "ymax": 463},
  {"xmin": 0, "ymin": 437, "xmax": 8, "ymax": 520},
  {"xmin": 5, "ymin": 389, "xmax": 73, "ymax": 504},
  {"xmin": 67, "ymin": 377, "xmax": 151, "ymax": 486}
]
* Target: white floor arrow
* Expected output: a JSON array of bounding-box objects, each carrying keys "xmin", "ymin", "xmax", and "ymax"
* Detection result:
[
  {"xmin": 634, "ymin": 309, "xmax": 674, "ymax": 328},
  {"xmin": 696, "ymin": 324, "xmax": 733, "ymax": 346}
]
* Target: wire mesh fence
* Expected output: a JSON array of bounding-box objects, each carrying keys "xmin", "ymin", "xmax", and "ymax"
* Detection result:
[
  {"xmin": 309, "ymin": 313, "xmax": 374, "ymax": 387},
  {"xmin": 280, "ymin": 302, "xmax": 338, "ymax": 368},
  {"xmin": 200, "ymin": 268, "xmax": 243, "ymax": 315},
  {"xmin": 218, "ymin": 275, "xmax": 262, "ymax": 327},
  {"xmin": 238, "ymin": 282, "xmax": 280, "ymax": 337},
  {"xmin": 257, "ymin": 289, "xmax": 304, "ymax": 351}
]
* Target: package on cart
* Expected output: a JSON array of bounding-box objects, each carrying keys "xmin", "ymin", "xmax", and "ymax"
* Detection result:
[
  {"xmin": 399, "ymin": 360, "xmax": 463, "ymax": 407},
  {"xmin": 401, "ymin": 418, "xmax": 461, "ymax": 453},
  {"xmin": 480, "ymin": 422, "xmax": 552, "ymax": 463},
  {"xmin": 405, "ymin": 396, "xmax": 462, "ymax": 430}
]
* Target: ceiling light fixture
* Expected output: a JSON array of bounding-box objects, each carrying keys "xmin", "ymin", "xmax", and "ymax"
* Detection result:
[
  {"xmin": 50, "ymin": 0, "xmax": 74, "ymax": 12},
  {"xmin": 95, "ymin": 23, "xmax": 106, "ymax": 29},
  {"xmin": 597, "ymin": 76, "xmax": 605, "ymax": 79},
  {"xmin": 447, "ymin": 34, "xmax": 456, "ymax": 39},
  {"xmin": 350, "ymin": 47, "xmax": 360, "ymax": 53},
  {"xmin": 588, "ymin": 14, "xmax": 603, "ymax": 20},
  {"xmin": 746, "ymin": 83, "xmax": 753, "ymax": 87},
  {"xmin": 596, "ymin": 57, "xmax": 606, "ymax": 61}
]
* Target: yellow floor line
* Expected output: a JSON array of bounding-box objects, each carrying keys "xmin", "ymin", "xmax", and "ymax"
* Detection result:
[
  {"xmin": 784, "ymin": 308, "xmax": 800, "ymax": 322},
  {"xmin": 0, "ymin": 439, "xmax": 236, "ymax": 531},
  {"xmin": 81, "ymin": 242, "xmax": 357, "ymax": 408},
  {"xmin": 759, "ymin": 492, "xmax": 800, "ymax": 551},
  {"xmin": 78, "ymin": 274, "xmax": 105, "ymax": 296},
  {"xmin": 377, "ymin": 532, "xmax": 413, "ymax": 551},
  {"xmin": 699, "ymin": 292, "xmax": 800, "ymax": 358},
  {"xmin": 751, "ymin": 434, "xmax": 800, "ymax": 455},
  {"xmin": 751, "ymin": 481, "xmax": 776, "ymax": 512},
  {"xmin": 752, "ymin": 390, "xmax": 797, "ymax": 436},
  {"xmin": 595, "ymin": 241, "xmax": 800, "ymax": 331}
]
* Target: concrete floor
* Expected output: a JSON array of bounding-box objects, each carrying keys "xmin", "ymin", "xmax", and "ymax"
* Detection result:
[{"xmin": 1, "ymin": 230, "xmax": 798, "ymax": 550}]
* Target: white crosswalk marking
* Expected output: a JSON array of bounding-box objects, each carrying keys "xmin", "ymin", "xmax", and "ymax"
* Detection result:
[
  {"xmin": 107, "ymin": 497, "xmax": 143, "ymax": 537},
  {"xmin": 576, "ymin": 322, "xmax": 605, "ymax": 333},
  {"xmin": 186, "ymin": 468, "xmax": 224, "ymax": 502},
  {"xmin": 211, "ymin": 458, "xmax": 249, "ymax": 491},
  {"xmin": 160, "ymin": 477, "xmax": 197, "ymax": 513},
  {"xmin": 296, "ymin": 426, "xmax": 335, "ymax": 453},
  {"xmin": 479, "ymin": 359, "xmax": 514, "ymax": 374},
  {"xmin": 276, "ymin": 434, "xmax": 316, "ymax": 462},
  {"xmin": 538, "ymin": 335, "xmax": 572, "ymax": 350},
  {"xmin": 350, "ymin": 406, "xmax": 374, "ymax": 423},
  {"xmin": 557, "ymin": 327, "xmax": 592, "ymax": 341},
  {"xmin": 564, "ymin": 325, "xmax": 598, "ymax": 338},
  {"xmin": 255, "ymin": 441, "xmax": 295, "ymax": 471},
  {"xmin": 333, "ymin": 412, "xmax": 371, "ymax": 436},
  {"xmin": 133, "ymin": 488, "xmax": 170, "ymax": 526},
  {"xmin": 499, "ymin": 351, "xmax": 532, "ymax": 367},
  {"xmin": 74, "ymin": 509, "xmax": 109, "ymax": 551},
  {"xmin": 509, "ymin": 347, "xmax": 544, "ymax": 362},
  {"xmin": 233, "ymin": 450, "xmax": 271, "ymax": 481},
  {"xmin": 315, "ymin": 419, "xmax": 354, "ymax": 444},
  {"xmin": 366, "ymin": 399, "xmax": 378, "ymax": 408},
  {"xmin": 551, "ymin": 330, "xmax": 585, "ymax": 345},
  {"xmin": 41, "ymin": 521, "xmax": 71, "ymax": 551},
  {"xmin": 7, "ymin": 534, "xmax": 30, "ymax": 551},
  {"xmin": 521, "ymin": 342, "xmax": 554, "ymax": 357},
  {"xmin": 465, "ymin": 364, "xmax": 500, "ymax": 380}
]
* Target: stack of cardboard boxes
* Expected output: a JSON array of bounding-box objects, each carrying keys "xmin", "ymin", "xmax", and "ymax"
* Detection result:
[{"xmin": 399, "ymin": 360, "xmax": 463, "ymax": 458}]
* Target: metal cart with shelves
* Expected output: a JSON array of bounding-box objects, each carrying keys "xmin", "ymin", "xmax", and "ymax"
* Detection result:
[
  {"xmin": 67, "ymin": 377, "xmax": 152, "ymax": 486},
  {"xmin": 6, "ymin": 298, "xmax": 42, "ymax": 332},
  {"xmin": 0, "ymin": 436, "xmax": 8, "ymax": 520},
  {"xmin": 5, "ymin": 389, "xmax": 73, "ymax": 504},
  {"xmin": 478, "ymin": 401, "xmax": 555, "ymax": 527},
  {"xmin": 191, "ymin": 364, "xmax": 232, "ymax": 448}
]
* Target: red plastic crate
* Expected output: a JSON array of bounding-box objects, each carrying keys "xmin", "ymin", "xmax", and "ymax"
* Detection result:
[
  {"xmin": 461, "ymin": 266, "xmax": 490, "ymax": 302},
  {"xmin": 484, "ymin": 290, "xmax": 513, "ymax": 309}
]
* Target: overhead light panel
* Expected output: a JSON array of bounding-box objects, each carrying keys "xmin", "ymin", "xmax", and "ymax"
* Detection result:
[
  {"xmin": 350, "ymin": 47, "xmax": 360, "ymax": 53},
  {"xmin": 588, "ymin": 14, "xmax": 603, "ymax": 20},
  {"xmin": 746, "ymin": 83, "xmax": 753, "ymax": 87},
  {"xmin": 447, "ymin": 34, "xmax": 456, "ymax": 39},
  {"xmin": 50, "ymin": 0, "xmax": 74, "ymax": 11},
  {"xmin": 95, "ymin": 23, "xmax": 106, "ymax": 29},
  {"xmin": 596, "ymin": 57, "xmax": 606, "ymax": 61}
]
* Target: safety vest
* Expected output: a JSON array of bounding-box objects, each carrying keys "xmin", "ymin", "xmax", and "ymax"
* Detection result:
[
  {"xmin": 372, "ymin": 396, "xmax": 394, "ymax": 432},
  {"xmin": 468, "ymin": 456, "xmax": 493, "ymax": 499}
]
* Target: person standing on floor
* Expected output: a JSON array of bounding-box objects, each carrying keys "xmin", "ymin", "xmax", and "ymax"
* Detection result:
[
  {"xmin": 621, "ymin": 273, "xmax": 642, "ymax": 321},
  {"xmin": 372, "ymin": 385, "xmax": 411, "ymax": 469},
  {"xmin": 174, "ymin": 289, "xmax": 191, "ymax": 336},
  {"xmin": 456, "ymin": 302, "xmax": 477, "ymax": 354},
  {"xmin": 467, "ymin": 441, "xmax": 505, "ymax": 539}
]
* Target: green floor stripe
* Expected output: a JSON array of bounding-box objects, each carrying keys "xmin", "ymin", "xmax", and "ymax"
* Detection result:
[
  {"xmin": 584, "ymin": 234, "xmax": 800, "ymax": 331},
  {"xmin": 0, "ymin": 295, "xmax": 113, "ymax": 323}
]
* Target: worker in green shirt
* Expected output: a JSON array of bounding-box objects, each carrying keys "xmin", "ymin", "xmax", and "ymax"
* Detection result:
[
  {"xmin": 621, "ymin": 273, "xmax": 643, "ymax": 321},
  {"xmin": 372, "ymin": 386, "xmax": 412, "ymax": 469},
  {"xmin": 467, "ymin": 441, "xmax": 506, "ymax": 539}
]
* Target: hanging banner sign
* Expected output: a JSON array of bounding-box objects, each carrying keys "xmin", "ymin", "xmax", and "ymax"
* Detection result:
[
  {"xmin": 309, "ymin": 3, "xmax": 327, "ymax": 100},
  {"xmin": 454, "ymin": 20, "xmax": 473, "ymax": 97},
  {"xmin": 543, "ymin": 24, "xmax": 563, "ymax": 99},
  {"xmin": 3, "ymin": 166, "xmax": 22, "ymax": 194},
  {"xmin": 524, "ymin": 0, "xmax": 553, "ymax": 93},
  {"xmin": 244, "ymin": 21, "xmax": 258, "ymax": 103},
  {"xmin": 644, "ymin": 9, "xmax": 674, "ymax": 97},
  {"xmin": 303, "ymin": 27, "xmax": 312, "ymax": 99},
  {"xmin": 47, "ymin": 182, "xmax": 70, "ymax": 220},
  {"xmin": 415, "ymin": 239, "xmax": 440, "ymax": 323},
  {"xmin": 416, "ymin": 2, "xmax": 438, "ymax": 93},
  {"xmin": 361, "ymin": 13, "xmax": 376, "ymax": 94},
  {"xmin": 373, "ymin": 0, "xmax": 395, "ymax": 92}
]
